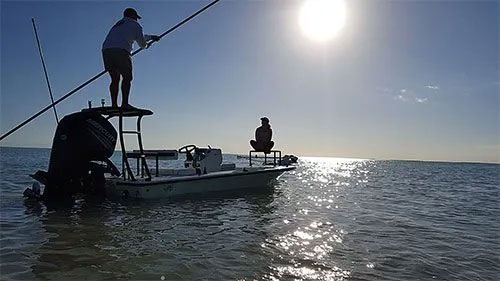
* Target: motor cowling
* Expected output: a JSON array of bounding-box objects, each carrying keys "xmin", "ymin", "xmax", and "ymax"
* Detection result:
[{"xmin": 34, "ymin": 111, "xmax": 117, "ymax": 199}]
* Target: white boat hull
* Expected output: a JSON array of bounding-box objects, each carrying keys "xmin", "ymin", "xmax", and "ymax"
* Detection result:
[{"xmin": 105, "ymin": 166, "xmax": 294, "ymax": 199}]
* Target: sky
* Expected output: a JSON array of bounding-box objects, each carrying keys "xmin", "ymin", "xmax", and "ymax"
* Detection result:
[{"xmin": 0, "ymin": 0, "xmax": 498, "ymax": 163}]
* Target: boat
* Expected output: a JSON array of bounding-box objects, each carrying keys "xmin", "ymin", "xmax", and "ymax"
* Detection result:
[
  {"xmin": 24, "ymin": 106, "xmax": 295, "ymax": 201},
  {"xmin": 105, "ymin": 163, "xmax": 294, "ymax": 199}
]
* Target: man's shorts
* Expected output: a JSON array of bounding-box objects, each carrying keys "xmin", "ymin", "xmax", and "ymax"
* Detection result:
[{"xmin": 102, "ymin": 48, "xmax": 132, "ymax": 80}]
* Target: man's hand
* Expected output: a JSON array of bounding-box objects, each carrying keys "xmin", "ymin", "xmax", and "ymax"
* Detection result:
[{"xmin": 146, "ymin": 35, "xmax": 160, "ymax": 48}]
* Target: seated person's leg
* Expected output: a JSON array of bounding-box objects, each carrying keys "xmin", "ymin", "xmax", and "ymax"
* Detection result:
[
  {"xmin": 250, "ymin": 140, "xmax": 261, "ymax": 151},
  {"xmin": 263, "ymin": 141, "xmax": 274, "ymax": 154}
]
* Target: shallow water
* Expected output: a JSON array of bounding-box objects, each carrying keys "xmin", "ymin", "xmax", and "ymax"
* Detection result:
[{"xmin": 0, "ymin": 147, "xmax": 498, "ymax": 280}]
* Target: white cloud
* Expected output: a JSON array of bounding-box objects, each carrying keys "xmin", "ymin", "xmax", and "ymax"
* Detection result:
[
  {"xmin": 394, "ymin": 95, "xmax": 408, "ymax": 102},
  {"xmin": 392, "ymin": 88, "xmax": 430, "ymax": 104},
  {"xmin": 425, "ymin": 85, "xmax": 439, "ymax": 90}
]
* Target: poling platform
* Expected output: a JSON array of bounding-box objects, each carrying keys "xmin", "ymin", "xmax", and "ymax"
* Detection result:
[{"xmin": 82, "ymin": 106, "xmax": 153, "ymax": 117}]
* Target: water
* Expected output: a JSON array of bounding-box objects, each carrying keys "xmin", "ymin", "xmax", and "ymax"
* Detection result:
[{"xmin": 0, "ymin": 147, "xmax": 498, "ymax": 280}]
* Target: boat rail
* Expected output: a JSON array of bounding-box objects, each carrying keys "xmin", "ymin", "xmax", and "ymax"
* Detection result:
[{"xmin": 249, "ymin": 150, "xmax": 282, "ymax": 166}]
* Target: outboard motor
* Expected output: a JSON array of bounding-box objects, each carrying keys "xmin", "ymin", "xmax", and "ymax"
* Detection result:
[{"xmin": 25, "ymin": 111, "xmax": 119, "ymax": 201}]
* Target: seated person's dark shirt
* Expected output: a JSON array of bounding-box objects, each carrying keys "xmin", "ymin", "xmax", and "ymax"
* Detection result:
[
  {"xmin": 256, "ymin": 126, "xmax": 272, "ymax": 143},
  {"xmin": 251, "ymin": 125, "xmax": 274, "ymax": 153}
]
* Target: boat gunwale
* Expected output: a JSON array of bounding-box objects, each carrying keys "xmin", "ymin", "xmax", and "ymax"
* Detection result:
[{"xmin": 111, "ymin": 166, "xmax": 296, "ymax": 186}]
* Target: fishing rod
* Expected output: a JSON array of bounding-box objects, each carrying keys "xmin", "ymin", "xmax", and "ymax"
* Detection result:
[
  {"xmin": 0, "ymin": 0, "xmax": 220, "ymax": 142},
  {"xmin": 32, "ymin": 18, "xmax": 59, "ymax": 124}
]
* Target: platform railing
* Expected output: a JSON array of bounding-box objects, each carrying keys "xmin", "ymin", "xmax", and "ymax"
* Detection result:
[{"xmin": 249, "ymin": 150, "xmax": 281, "ymax": 167}]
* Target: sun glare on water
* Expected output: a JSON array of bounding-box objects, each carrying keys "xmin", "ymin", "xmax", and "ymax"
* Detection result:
[{"xmin": 299, "ymin": 0, "xmax": 347, "ymax": 42}]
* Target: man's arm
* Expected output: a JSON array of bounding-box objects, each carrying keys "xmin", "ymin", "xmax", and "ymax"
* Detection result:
[
  {"xmin": 135, "ymin": 26, "xmax": 148, "ymax": 49},
  {"xmin": 135, "ymin": 24, "xmax": 160, "ymax": 49}
]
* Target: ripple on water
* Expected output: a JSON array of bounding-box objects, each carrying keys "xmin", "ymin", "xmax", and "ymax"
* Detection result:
[{"xmin": 1, "ymin": 148, "xmax": 499, "ymax": 280}]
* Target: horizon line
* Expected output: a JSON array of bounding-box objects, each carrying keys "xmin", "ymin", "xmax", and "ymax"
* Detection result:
[{"xmin": 1, "ymin": 145, "xmax": 498, "ymax": 165}]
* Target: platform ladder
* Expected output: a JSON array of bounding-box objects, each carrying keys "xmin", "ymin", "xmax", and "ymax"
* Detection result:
[{"xmin": 118, "ymin": 113, "xmax": 152, "ymax": 181}]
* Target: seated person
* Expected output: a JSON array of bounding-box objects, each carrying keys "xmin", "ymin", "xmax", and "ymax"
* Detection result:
[{"xmin": 250, "ymin": 117, "xmax": 274, "ymax": 154}]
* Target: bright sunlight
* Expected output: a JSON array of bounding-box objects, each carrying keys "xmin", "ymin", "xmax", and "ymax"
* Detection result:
[{"xmin": 299, "ymin": 0, "xmax": 347, "ymax": 41}]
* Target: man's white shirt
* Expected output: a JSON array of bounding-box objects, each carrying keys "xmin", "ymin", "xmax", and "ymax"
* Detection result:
[{"xmin": 102, "ymin": 17, "xmax": 153, "ymax": 53}]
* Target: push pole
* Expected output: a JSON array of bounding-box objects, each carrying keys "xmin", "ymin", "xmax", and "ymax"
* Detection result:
[
  {"xmin": 32, "ymin": 18, "xmax": 59, "ymax": 124},
  {"xmin": 0, "ymin": 0, "xmax": 221, "ymax": 142}
]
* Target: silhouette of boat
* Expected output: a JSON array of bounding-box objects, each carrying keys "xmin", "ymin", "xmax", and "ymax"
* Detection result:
[{"xmin": 25, "ymin": 106, "xmax": 295, "ymax": 201}]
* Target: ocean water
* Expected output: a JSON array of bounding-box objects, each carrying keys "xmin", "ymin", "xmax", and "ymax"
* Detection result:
[{"xmin": 0, "ymin": 147, "xmax": 498, "ymax": 281}]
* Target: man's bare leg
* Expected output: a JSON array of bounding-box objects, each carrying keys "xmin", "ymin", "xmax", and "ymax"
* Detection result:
[
  {"xmin": 108, "ymin": 70, "xmax": 120, "ymax": 108},
  {"xmin": 121, "ymin": 75, "xmax": 132, "ymax": 109}
]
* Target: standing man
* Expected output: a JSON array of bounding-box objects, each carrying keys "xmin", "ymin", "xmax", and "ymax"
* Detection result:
[{"xmin": 102, "ymin": 8, "xmax": 160, "ymax": 109}]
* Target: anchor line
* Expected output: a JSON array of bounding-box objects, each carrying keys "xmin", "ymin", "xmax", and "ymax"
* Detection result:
[{"xmin": 0, "ymin": 0, "xmax": 221, "ymax": 142}]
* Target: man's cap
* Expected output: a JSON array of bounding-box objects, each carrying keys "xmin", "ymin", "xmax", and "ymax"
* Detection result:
[
  {"xmin": 261, "ymin": 117, "xmax": 269, "ymax": 122},
  {"xmin": 124, "ymin": 8, "xmax": 141, "ymax": 19}
]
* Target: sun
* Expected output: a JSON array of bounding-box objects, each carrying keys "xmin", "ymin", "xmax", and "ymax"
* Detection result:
[{"xmin": 299, "ymin": 0, "xmax": 347, "ymax": 42}]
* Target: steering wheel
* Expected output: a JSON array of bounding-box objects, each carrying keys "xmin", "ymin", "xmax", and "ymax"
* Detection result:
[
  {"xmin": 178, "ymin": 145, "xmax": 197, "ymax": 162},
  {"xmin": 178, "ymin": 144, "xmax": 197, "ymax": 154}
]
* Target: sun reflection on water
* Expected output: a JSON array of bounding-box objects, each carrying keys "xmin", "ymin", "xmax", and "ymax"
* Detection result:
[{"xmin": 265, "ymin": 157, "xmax": 374, "ymax": 280}]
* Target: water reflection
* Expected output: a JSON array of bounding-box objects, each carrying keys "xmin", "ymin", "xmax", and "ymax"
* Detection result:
[
  {"xmin": 21, "ymin": 188, "xmax": 280, "ymax": 280},
  {"xmin": 9, "ymin": 152, "xmax": 496, "ymax": 280},
  {"xmin": 24, "ymin": 199, "xmax": 126, "ymax": 280},
  {"xmin": 3, "ymin": 150, "xmax": 374, "ymax": 280},
  {"xmin": 262, "ymin": 158, "xmax": 371, "ymax": 280}
]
